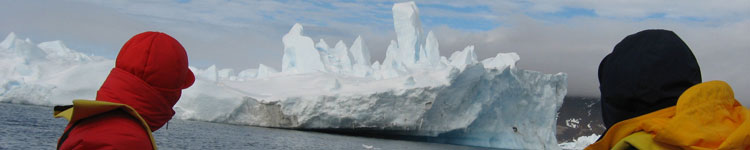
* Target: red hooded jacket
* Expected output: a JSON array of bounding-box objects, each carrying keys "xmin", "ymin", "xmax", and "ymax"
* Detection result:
[{"xmin": 56, "ymin": 32, "xmax": 194, "ymax": 150}]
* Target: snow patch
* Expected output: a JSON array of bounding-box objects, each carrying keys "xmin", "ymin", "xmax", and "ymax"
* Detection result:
[
  {"xmin": 558, "ymin": 134, "xmax": 600, "ymax": 150},
  {"xmin": 566, "ymin": 118, "xmax": 580, "ymax": 128}
]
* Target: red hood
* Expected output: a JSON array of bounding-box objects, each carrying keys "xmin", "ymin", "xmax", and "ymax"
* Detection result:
[{"xmin": 97, "ymin": 31, "xmax": 194, "ymax": 131}]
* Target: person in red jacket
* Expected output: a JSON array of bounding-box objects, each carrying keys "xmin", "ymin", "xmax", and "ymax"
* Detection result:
[{"xmin": 53, "ymin": 31, "xmax": 194, "ymax": 150}]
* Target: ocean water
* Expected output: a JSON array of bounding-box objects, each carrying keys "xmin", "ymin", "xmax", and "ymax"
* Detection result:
[{"xmin": 0, "ymin": 103, "xmax": 500, "ymax": 150}]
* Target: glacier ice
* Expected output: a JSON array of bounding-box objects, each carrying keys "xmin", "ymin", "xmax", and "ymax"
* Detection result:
[
  {"xmin": 423, "ymin": 31, "xmax": 441, "ymax": 67},
  {"xmin": 482, "ymin": 52, "xmax": 519, "ymax": 70},
  {"xmin": 314, "ymin": 39, "xmax": 331, "ymax": 72},
  {"xmin": 0, "ymin": 32, "xmax": 15, "ymax": 48},
  {"xmin": 193, "ymin": 64, "xmax": 566, "ymax": 149},
  {"xmin": 315, "ymin": 39, "xmax": 330, "ymax": 53},
  {"xmin": 449, "ymin": 45, "xmax": 478, "ymax": 69},
  {"xmin": 370, "ymin": 61, "xmax": 381, "ymax": 71},
  {"xmin": 191, "ymin": 65, "xmax": 218, "ymax": 82},
  {"xmin": 378, "ymin": 39, "xmax": 412, "ymax": 79},
  {"xmin": 392, "ymin": 1, "xmax": 423, "ymax": 67},
  {"xmin": 0, "ymin": 32, "xmax": 111, "ymax": 106},
  {"xmin": 349, "ymin": 36, "xmax": 372, "ymax": 77},
  {"xmin": 349, "ymin": 36, "xmax": 371, "ymax": 67},
  {"xmin": 329, "ymin": 40, "xmax": 353, "ymax": 74},
  {"xmin": 255, "ymin": 64, "xmax": 278, "ymax": 79},
  {"xmin": 236, "ymin": 68, "xmax": 257, "ymax": 80},
  {"xmin": 0, "ymin": 32, "xmax": 47, "ymax": 62},
  {"xmin": 282, "ymin": 23, "xmax": 326, "ymax": 74},
  {"xmin": 37, "ymin": 40, "xmax": 93, "ymax": 63},
  {"xmin": 218, "ymin": 68, "xmax": 235, "ymax": 81},
  {"xmin": 0, "ymin": 1, "xmax": 567, "ymax": 149}
]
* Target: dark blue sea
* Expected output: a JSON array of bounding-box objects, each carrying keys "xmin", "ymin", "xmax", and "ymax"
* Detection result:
[{"xmin": 0, "ymin": 103, "xmax": 500, "ymax": 150}]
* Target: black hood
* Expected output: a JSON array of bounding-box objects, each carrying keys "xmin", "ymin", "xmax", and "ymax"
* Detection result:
[{"xmin": 599, "ymin": 29, "xmax": 701, "ymax": 130}]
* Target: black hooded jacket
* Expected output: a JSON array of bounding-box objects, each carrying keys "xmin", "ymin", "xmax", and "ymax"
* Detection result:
[{"xmin": 598, "ymin": 29, "xmax": 702, "ymax": 136}]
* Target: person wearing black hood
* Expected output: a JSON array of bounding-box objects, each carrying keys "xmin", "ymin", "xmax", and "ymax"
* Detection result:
[{"xmin": 586, "ymin": 29, "xmax": 750, "ymax": 149}]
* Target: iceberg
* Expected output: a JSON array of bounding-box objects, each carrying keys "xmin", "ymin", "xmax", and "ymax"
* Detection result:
[
  {"xmin": 449, "ymin": 45, "xmax": 478, "ymax": 69},
  {"xmin": 255, "ymin": 64, "xmax": 278, "ymax": 79},
  {"xmin": 349, "ymin": 36, "xmax": 371, "ymax": 67},
  {"xmin": 349, "ymin": 36, "xmax": 372, "ymax": 77},
  {"xmin": 329, "ymin": 40, "xmax": 353, "ymax": 74},
  {"xmin": 0, "ymin": 32, "xmax": 111, "ymax": 106},
  {"xmin": 0, "ymin": 1, "xmax": 567, "ymax": 149},
  {"xmin": 178, "ymin": 2, "xmax": 566, "ymax": 149},
  {"xmin": 0, "ymin": 32, "xmax": 47, "ymax": 62},
  {"xmin": 315, "ymin": 39, "xmax": 332, "ymax": 72},
  {"xmin": 281, "ymin": 23, "xmax": 326, "ymax": 74},
  {"xmin": 0, "ymin": 32, "xmax": 15, "ymax": 48},
  {"xmin": 191, "ymin": 65, "xmax": 218, "ymax": 82},
  {"xmin": 37, "ymin": 40, "xmax": 93, "ymax": 63},
  {"xmin": 236, "ymin": 68, "xmax": 257, "ymax": 81},
  {"xmin": 392, "ymin": 1, "xmax": 424, "ymax": 67},
  {"xmin": 423, "ymin": 31, "xmax": 441, "ymax": 67},
  {"xmin": 180, "ymin": 63, "xmax": 565, "ymax": 149},
  {"xmin": 379, "ymin": 40, "xmax": 408, "ymax": 79},
  {"xmin": 482, "ymin": 52, "xmax": 519, "ymax": 70},
  {"xmin": 218, "ymin": 68, "xmax": 235, "ymax": 81},
  {"xmin": 316, "ymin": 38, "xmax": 360, "ymax": 75}
]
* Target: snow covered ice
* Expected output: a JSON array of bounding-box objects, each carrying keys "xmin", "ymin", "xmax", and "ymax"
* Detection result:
[
  {"xmin": 0, "ymin": 1, "xmax": 569, "ymax": 149},
  {"xmin": 0, "ymin": 32, "xmax": 112, "ymax": 106},
  {"xmin": 558, "ymin": 134, "xmax": 600, "ymax": 150},
  {"xmin": 392, "ymin": 1, "xmax": 424, "ymax": 68},
  {"xmin": 282, "ymin": 23, "xmax": 326, "ymax": 74},
  {"xmin": 449, "ymin": 45, "xmax": 479, "ymax": 69}
]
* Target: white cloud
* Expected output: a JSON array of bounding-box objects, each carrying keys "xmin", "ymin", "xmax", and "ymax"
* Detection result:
[
  {"xmin": 570, "ymin": 0, "xmax": 750, "ymax": 19},
  {"xmin": 0, "ymin": 0, "xmax": 153, "ymax": 57}
]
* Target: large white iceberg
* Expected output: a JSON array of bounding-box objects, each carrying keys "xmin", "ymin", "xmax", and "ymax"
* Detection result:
[
  {"xmin": 0, "ymin": 32, "xmax": 111, "ymax": 106},
  {"xmin": 0, "ymin": 1, "xmax": 567, "ymax": 149}
]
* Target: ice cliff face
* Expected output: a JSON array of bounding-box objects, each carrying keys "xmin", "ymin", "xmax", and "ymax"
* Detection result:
[
  {"xmin": 203, "ymin": 65, "xmax": 566, "ymax": 149},
  {"xmin": 0, "ymin": 1, "xmax": 567, "ymax": 149}
]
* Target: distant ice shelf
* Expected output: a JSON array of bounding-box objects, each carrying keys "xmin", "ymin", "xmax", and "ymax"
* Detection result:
[{"xmin": 0, "ymin": 1, "xmax": 567, "ymax": 149}]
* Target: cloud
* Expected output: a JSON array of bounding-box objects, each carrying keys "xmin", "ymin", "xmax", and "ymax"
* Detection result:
[
  {"xmin": 0, "ymin": 0, "xmax": 154, "ymax": 57},
  {"xmin": 566, "ymin": 0, "xmax": 749, "ymax": 19}
]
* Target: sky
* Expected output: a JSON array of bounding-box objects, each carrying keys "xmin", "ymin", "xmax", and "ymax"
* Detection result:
[{"xmin": 1, "ymin": 0, "xmax": 748, "ymax": 103}]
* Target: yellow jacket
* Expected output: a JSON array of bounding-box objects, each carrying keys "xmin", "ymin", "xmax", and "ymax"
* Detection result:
[{"xmin": 586, "ymin": 81, "xmax": 750, "ymax": 150}]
